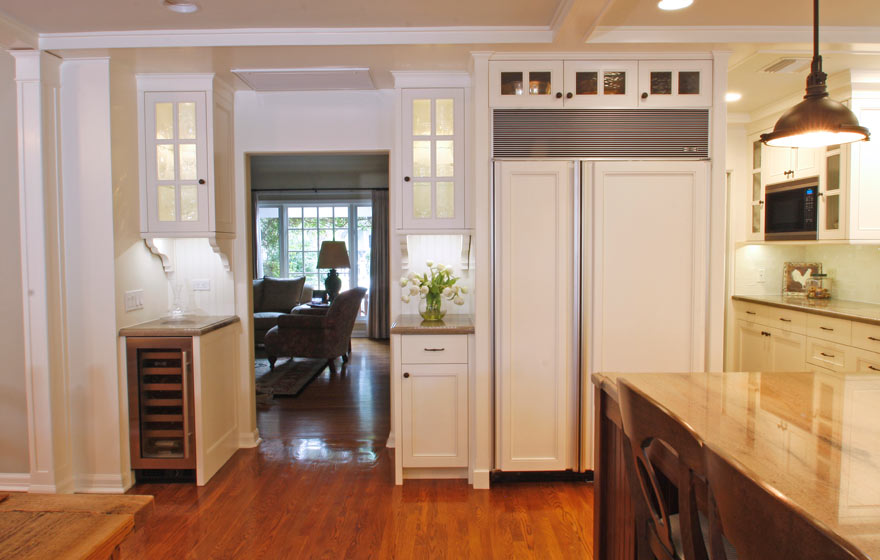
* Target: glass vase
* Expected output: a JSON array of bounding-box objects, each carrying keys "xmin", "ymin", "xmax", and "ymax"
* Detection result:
[{"xmin": 419, "ymin": 295, "xmax": 446, "ymax": 321}]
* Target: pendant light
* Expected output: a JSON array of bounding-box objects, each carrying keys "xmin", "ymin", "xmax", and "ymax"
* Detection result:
[{"xmin": 760, "ymin": 0, "xmax": 869, "ymax": 148}]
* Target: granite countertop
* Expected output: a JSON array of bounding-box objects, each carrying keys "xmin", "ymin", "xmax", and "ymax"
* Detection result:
[
  {"xmin": 119, "ymin": 315, "xmax": 240, "ymax": 337},
  {"xmin": 390, "ymin": 314, "xmax": 474, "ymax": 335},
  {"xmin": 592, "ymin": 369, "xmax": 880, "ymax": 558},
  {"xmin": 733, "ymin": 294, "xmax": 880, "ymax": 326}
]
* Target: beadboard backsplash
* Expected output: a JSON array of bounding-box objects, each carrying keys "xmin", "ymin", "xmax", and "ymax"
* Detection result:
[{"xmin": 735, "ymin": 244, "xmax": 880, "ymax": 303}]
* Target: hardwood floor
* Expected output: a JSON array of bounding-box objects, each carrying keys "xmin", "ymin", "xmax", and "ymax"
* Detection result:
[{"xmin": 121, "ymin": 339, "xmax": 595, "ymax": 559}]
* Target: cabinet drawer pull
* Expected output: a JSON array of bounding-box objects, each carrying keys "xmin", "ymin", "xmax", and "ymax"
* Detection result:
[
  {"xmin": 746, "ymin": 311, "xmax": 757, "ymax": 315},
  {"xmin": 869, "ymin": 365, "xmax": 880, "ymax": 372},
  {"xmin": 820, "ymin": 352, "xmax": 836, "ymax": 358},
  {"xmin": 779, "ymin": 318, "xmax": 792, "ymax": 322},
  {"xmin": 869, "ymin": 337, "xmax": 880, "ymax": 342},
  {"xmin": 761, "ymin": 331, "xmax": 770, "ymax": 337},
  {"xmin": 403, "ymin": 372, "xmax": 410, "ymax": 378},
  {"xmin": 424, "ymin": 348, "xmax": 445, "ymax": 352},
  {"xmin": 820, "ymin": 326, "xmax": 834, "ymax": 331}
]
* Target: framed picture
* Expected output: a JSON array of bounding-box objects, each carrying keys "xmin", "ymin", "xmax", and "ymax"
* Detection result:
[{"xmin": 782, "ymin": 262, "xmax": 822, "ymax": 295}]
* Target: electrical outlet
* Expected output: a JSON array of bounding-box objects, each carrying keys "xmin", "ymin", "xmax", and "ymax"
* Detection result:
[
  {"xmin": 191, "ymin": 279, "xmax": 211, "ymax": 291},
  {"xmin": 124, "ymin": 289, "xmax": 144, "ymax": 312},
  {"xmin": 757, "ymin": 267, "xmax": 766, "ymax": 283}
]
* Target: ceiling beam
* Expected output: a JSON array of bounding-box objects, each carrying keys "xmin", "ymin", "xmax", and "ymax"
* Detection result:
[{"xmin": 587, "ymin": 25, "xmax": 880, "ymax": 44}]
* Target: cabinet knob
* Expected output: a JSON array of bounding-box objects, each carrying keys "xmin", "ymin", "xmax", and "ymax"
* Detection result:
[
  {"xmin": 566, "ymin": 92, "xmax": 573, "ymax": 99},
  {"xmin": 403, "ymin": 372, "xmax": 410, "ymax": 378},
  {"xmin": 198, "ymin": 179, "xmax": 206, "ymax": 185},
  {"xmin": 641, "ymin": 92, "xmax": 649, "ymax": 99},
  {"xmin": 555, "ymin": 92, "xmax": 563, "ymax": 99},
  {"xmin": 404, "ymin": 176, "xmax": 411, "ymax": 182}
]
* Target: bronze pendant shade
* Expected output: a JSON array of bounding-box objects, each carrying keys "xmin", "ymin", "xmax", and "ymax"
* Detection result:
[{"xmin": 760, "ymin": 0, "xmax": 869, "ymax": 148}]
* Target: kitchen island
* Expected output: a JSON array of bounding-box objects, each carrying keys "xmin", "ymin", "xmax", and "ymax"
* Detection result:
[{"xmin": 592, "ymin": 369, "xmax": 880, "ymax": 559}]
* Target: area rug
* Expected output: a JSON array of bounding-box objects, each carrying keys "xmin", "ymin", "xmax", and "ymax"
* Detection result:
[{"xmin": 254, "ymin": 357, "xmax": 327, "ymax": 398}]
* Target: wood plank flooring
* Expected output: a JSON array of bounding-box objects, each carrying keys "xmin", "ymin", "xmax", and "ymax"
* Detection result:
[{"xmin": 121, "ymin": 339, "xmax": 594, "ymax": 559}]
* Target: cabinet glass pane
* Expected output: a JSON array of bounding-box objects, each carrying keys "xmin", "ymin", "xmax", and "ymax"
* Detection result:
[
  {"xmin": 436, "ymin": 141, "xmax": 454, "ymax": 177},
  {"xmin": 604, "ymin": 71, "xmax": 626, "ymax": 95},
  {"xmin": 178, "ymin": 102, "xmax": 196, "ymax": 139},
  {"xmin": 752, "ymin": 172, "xmax": 761, "ymax": 202},
  {"xmin": 650, "ymin": 71, "xmax": 673, "ymax": 95},
  {"xmin": 413, "ymin": 182, "xmax": 432, "ymax": 218},
  {"xmin": 436, "ymin": 182, "xmax": 455, "ymax": 218},
  {"xmin": 826, "ymin": 153, "xmax": 840, "ymax": 192},
  {"xmin": 576, "ymin": 72, "xmax": 598, "ymax": 95},
  {"xmin": 180, "ymin": 184, "xmax": 198, "ymax": 221},
  {"xmin": 678, "ymin": 71, "xmax": 700, "ymax": 94},
  {"xmin": 158, "ymin": 185, "xmax": 176, "ymax": 221},
  {"xmin": 500, "ymin": 72, "xmax": 523, "ymax": 95},
  {"xmin": 825, "ymin": 194, "xmax": 840, "ymax": 230},
  {"xmin": 412, "ymin": 141, "xmax": 432, "ymax": 177},
  {"xmin": 528, "ymin": 72, "xmax": 552, "ymax": 95},
  {"xmin": 179, "ymin": 144, "xmax": 197, "ymax": 181},
  {"xmin": 752, "ymin": 205, "xmax": 762, "ymax": 233},
  {"xmin": 753, "ymin": 140, "xmax": 762, "ymax": 169},
  {"xmin": 412, "ymin": 99, "xmax": 432, "ymax": 136},
  {"xmin": 436, "ymin": 99, "xmax": 454, "ymax": 135},
  {"xmin": 156, "ymin": 144, "xmax": 175, "ymax": 180},
  {"xmin": 155, "ymin": 102, "xmax": 174, "ymax": 140}
]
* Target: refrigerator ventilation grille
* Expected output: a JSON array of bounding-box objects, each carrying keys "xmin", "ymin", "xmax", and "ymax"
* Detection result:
[{"xmin": 493, "ymin": 109, "xmax": 709, "ymax": 159}]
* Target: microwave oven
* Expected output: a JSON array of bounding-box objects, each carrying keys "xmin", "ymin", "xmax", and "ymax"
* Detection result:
[{"xmin": 764, "ymin": 177, "xmax": 819, "ymax": 241}]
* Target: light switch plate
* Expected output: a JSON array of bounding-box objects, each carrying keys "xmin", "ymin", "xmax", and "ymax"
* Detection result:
[
  {"xmin": 191, "ymin": 279, "xmax": 211, "ymax": 291},
  {"xmin": 757, "ymin": 267, "xmax": 766, "ymax": 283},
  {"xmin": 124, "ymin": 289, "xmax": 144, "ymax": 312}
]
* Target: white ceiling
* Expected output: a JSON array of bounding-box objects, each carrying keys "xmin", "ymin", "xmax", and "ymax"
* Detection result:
[{"xmin": 1, "ymin": 0, "xmax": 879, "ymax": 115}]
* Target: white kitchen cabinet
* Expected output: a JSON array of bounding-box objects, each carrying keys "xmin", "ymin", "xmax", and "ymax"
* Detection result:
[
  {"xmin": 137, "ymin": 74, "xmax": 235, "ymax": 239},
  {"xmin": 400, "ymin": 88, "xmax": 466, "ymax": 229},
  {"xmin": 762, "ymin": 145, "xmax": 822, "ymax": 186},
  {"xmin": 735, "ymin": 319, "xmax": 767, "ymax": 371},
  {"xmin": 747, "ymin": 137, "xmax": 765, "ymax": 241},
  {"xmin": 636, "ymin": 60, "xmax": 713, "ymax": 108},
  {"xmin": 819, "ymin": 144, "xmax": 846, "ymax": 240},
  {"xmin": 734, "ymin": 319, "xmax": 806, "ymax": 372},
  {"xmin": 846, "ymin": 96, "xmax": 880, "ymax": 240},
  {"xmin": 489, "ymin": 58, "xmax": 712, "ymax": 109},
  {"xmin": 489, "ymin": 60, "xmax": 564, "ymax": 108},
  {"xmin": 767, "ymin": 326, "xmax": 807, "ymax": 372}
]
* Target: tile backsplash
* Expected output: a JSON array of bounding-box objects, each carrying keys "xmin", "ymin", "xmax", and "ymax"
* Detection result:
[{"xmin": 735, "ymin": 244, "xmax": 880, "ymax": 303}]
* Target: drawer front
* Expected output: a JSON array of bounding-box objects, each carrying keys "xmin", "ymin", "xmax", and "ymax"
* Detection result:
[
  {"xmin": 401, "ymin": 334, "xmax": 468, "ymax": 364},
  {"xmin": 806, "ymin": 314, "xmax": 852, "ymax": 345},
  {"xmin": 853, "ymin": 348, "xmax": 880, "ymax": 374},
  {"xmin": 852, "ymin": 321, "xmax": 880, "ymax": 353},
  {"xmin": 758, "ymin": 305, "xmax": 806, "ymax": 334},
  {"xmin": 806, "ymin": 339, "xmax": 850, "ymax": 371},
  {"xmin": 734, "ymin": 300, "xmax": 762, "ymax": 322}
]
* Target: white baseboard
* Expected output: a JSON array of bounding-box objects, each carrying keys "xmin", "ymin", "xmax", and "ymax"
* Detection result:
[
  {"xmin": 239, "ymin": 430, "xmax": 261, "ymax": 448},
  {"xmin": 74, "ymin": 474, "xmax": 129, "ymax": 494},
  {"xmin": 0, "ymin": 473, "xmax": 30, "ymax": 491},
  {"xmin": 386, "ymin": 430, "xmax": 395, "ymax": 448},
  {"xmin": 472, "ymin": 469, "xmax": 491, "ymax": 489}
]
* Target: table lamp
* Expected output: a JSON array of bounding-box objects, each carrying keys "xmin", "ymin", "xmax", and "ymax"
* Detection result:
[{"xmin": 317, "ymin": 241, "xmax": 351, "ymax": 302}]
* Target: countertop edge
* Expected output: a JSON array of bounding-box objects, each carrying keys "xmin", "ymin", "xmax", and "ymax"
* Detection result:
[
  {"xmin": 119, "ymin": 315, "xmax": 241, "ymax": 337},
  {"xmin": 732, "ymin": 295, "xmax": 880, "ymax": 326},
  {"xmin": 390, "ymin": 314, "xmax": 475, "ymax": 335}
]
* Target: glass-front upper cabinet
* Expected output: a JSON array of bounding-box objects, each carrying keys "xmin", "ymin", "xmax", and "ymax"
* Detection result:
[
  {"xmin": 401, "ymin": 89, "xmax": 465, "ymax": 229},
  {"xmin": 490, "ymin": 61, "xmax": 564, "ymax": 108},
  {"xmin": 637, "ymin": 60, "xmax": 713, "ymax": 107},
  {"xmin": 143, "ymin": 91, "xmax": 210, "ymax": 233},
  {"xmin": 819, "ymin": 144, "xmax": 846, "ymax": 239},
  {"xmin": 749, "ymin": 138, "xmax": 765, "ymax": 240},
  {"xmin": 562, "ymin": 61, "xmax": 638, "ymax": 108}
]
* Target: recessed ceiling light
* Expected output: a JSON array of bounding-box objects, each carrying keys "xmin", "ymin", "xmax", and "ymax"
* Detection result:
[
  {"xmin": 725, "ymin": 92, "xmax": 743, "ymax": 103},
  {"xmin": 163, "ymin": 0, "xmax": 199, "ymax": 13},
  {"xmin": 657, "ymin": 0, "xmax": 694, "ymax": 10}
]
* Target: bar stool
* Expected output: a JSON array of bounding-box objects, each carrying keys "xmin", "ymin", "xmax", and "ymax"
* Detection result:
[
  {"xmin": 704, "ymin": 445, "xmax": 868, "ymax": 560},
  {"xmin": 617, "ymin": 379, "xmax": 710, "ymax": 560}
]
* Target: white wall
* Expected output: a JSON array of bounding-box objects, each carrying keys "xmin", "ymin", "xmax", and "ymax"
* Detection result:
[
  {"xmin": 166, "ymin": 238, "xmax": 235, "ymax": 316},
  {"xmin": 0, "ymin": 49, "xmax": 29, "ymax": 477},
  {"xmin": 234, "ymin": 88, "xmax": 395, "ymax": 444}
]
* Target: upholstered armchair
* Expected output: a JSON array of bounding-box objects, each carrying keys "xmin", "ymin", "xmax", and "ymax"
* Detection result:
[{"xmin": 264, "ymin": 287, "xmax": 367, "ymax": 372}]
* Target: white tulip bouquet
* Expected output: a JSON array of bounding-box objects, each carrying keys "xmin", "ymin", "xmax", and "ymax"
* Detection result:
[{"xmin": 400, "ymin": 261, "xmax": 467, "ymax": 320}]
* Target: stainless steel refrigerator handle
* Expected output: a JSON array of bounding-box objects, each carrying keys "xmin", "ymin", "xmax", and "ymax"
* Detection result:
[{"xmin": 182, "ymin": 350, "xmax": 191, "ymax": 459}]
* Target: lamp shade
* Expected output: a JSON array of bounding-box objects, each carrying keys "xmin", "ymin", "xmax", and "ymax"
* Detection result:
[
  {"xmin": 760, "ymin": 95, "xmax": 869, "ymax": 148},
  {"xmin": 317, "ymin": 241, "xmax": 351, "ymax": 269}
]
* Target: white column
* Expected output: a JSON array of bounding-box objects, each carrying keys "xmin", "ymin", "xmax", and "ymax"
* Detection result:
[
  {"xmin": 60, "ymin": 58, "xmax": 128, "ymax": 492},
  {"xmin": 12, "ymin": 50, "xmax": 74, "ymax": 493}
]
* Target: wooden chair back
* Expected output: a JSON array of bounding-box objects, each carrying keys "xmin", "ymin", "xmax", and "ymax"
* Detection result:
[
  {"xmin": 704, "ymin": 445, "xmax": 868, "ymax": 560},
  {"xmin": 617, "ymin": 379, "xmax": 709, "ymax": 560}
]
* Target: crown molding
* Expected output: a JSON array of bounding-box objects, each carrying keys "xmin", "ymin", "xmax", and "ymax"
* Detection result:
[
  {"xmin": 549, "ymin": 0, "xmax": 575, "ymax": 36},
  {"xmin": 586, "ymin": 25, "xmax": 880, "ymax": 44},
  {"xmin": 391, "ymin": 71, "xmax": 471, "ymax": 89},
  {"xmin": 489, "ymin": 51, "xmax": 712, "ymax": 61},
  {"xmin": 38, "ymin": 25, "xmax": 554, "ymax": 50}
]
